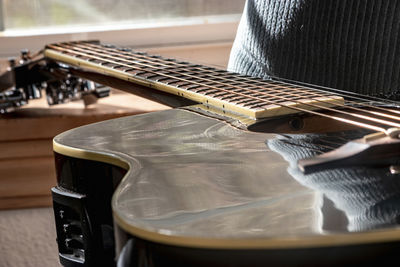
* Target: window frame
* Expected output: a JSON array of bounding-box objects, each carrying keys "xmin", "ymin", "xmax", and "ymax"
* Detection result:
[
  {"xmin": 0, "ymin": 1, "xmax": 4, "ymax": 31},
  {"xmin": 0, "ymin": 14, "xmax": 240, "ymax": 57}
]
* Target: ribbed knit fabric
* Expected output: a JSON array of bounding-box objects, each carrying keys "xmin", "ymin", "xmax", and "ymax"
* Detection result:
[
  {"xmin": 230, "ymin": 0, "xmax": 400, "ymax": 232},
  {"xmin": 229, "ymin": 0, "xmax": 400, "ymax": 99}
]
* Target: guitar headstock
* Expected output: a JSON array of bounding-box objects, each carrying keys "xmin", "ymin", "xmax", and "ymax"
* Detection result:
[{"xmin": 0, "ymin": 46, "xmax": 110, "ymax": 113}]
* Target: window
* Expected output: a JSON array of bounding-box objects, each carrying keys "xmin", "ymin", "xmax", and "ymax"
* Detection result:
[
  {"xmin": 1, "ymin": 0, "xmax": 245, "ymax": 31},
  {"xmin": 0, "ymin": 1, "xmax": 245, "ymax": 57}
]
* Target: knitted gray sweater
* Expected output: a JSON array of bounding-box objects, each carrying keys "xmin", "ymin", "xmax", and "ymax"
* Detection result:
[
  {"xmin": 228, "ymin": 0, "xmax": 400, "ymax": 232},
  {"xmin": 228, "ymin": 0, "xmax": 400, "ymax": 99}
]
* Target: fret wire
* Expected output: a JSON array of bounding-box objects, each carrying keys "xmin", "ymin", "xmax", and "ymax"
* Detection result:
[
  {"xmin": 52, "ymin": 43, "xmax": 400, "ymax": 130},
  {"xmin": 47, "ymin": 43, "xmax": 394, "ymax": 131},
  {"xmin": 83, "ymin": 43, "xmax": 378, "ymax": 101},
  {"xmin": 58, "ymin": 43, "xmax": 332, "ymax": 105},
  {"xmin": 63, "ymin": 44, "xmax": 351, "ymax": 110},
  {"xmin": 76, "ymin": 42, "xmax": 400, "ymax": 122},
  {"xmin": 82, "ymin": 43, "xmax": 334, "ymax": 96},
  {"xmin": 79, "ymin": 43, "xmax": 368, "ymax": 104},
  {"xmin": 139, "ymin": 52, "xmax": 400, "ymax": 117},
  {"xmin": 90, "ymin": 42, "xmax": 400, "ymax": 118},
  {"xmin": 71, "ymin": 43, "xmax": 400, "ymax": 127},
  {"xmin": 61, "ymin": 43, "xmax": 394, "ymax": 122}
]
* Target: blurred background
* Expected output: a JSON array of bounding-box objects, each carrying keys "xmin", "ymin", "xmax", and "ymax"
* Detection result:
[
  {"xmin": 2, "ymin": 0, "xmax": 245, "ymax": 30},
  {"xmin": 0, "ymin": 1, "xmax": 246, "ymax": 266}
]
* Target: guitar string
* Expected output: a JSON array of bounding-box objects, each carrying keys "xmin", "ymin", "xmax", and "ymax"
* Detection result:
[
  {"xmin": 46, "ymin": 43, "xmax": 388, "ymax": 132},
  {"xmin": 76, "ymin": 41, "xmax": 400, "ymax": 108},
  {"xmin": 79, "ymin": 42, "xmax": 400, "ymax": 118},
  {"xmin": 76, "ymin": 43, "xmax": 383, "ymax": 107},
  {"xmin": 273, "ymin": 78, "xmax": 400, "ymax": 109},
  {"xmin": 57, "ymin": 43, "xmax": 400, "ymax": 127},
  {"xmin": 73, "ymin": 42, "xmax": 400, "ymax": 124},
  {"xmin": 82, "ymin": 42, "xmax": 395, "ymax": 105},
  {"xmin": 53, "ymin": 43, "xmax": 382, "ymax": 121},
  {"xmin": 51, "ymin": 43, "xmax": 339, "ymax": 108},
  {"xmin": 56, "ymin": 43, "xmax": 400, "ymax": 129},
  {"xmin": 79, "ymin": 43, "xmax": 340, "ymax": 101},
  {"xmin": 47, "ymin": 43, "xmax": 390, "ymax": 132}
]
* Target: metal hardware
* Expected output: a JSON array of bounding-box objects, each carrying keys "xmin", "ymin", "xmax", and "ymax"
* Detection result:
[
  {"xmin": 52, "ymin": 187, "xmax": 87, "ymax": 266},
  {"xmin": 390, "ymin": 165, "xmax": 400, "ymax": 175},
  {"xmin": 387, "ymin": 128, "xmax": 400, "ymax": 139},
  {"xmin": 0, "ymin": 49, "xmax": 111, "ymax": 113},
  {"xmin": 289, "ymin": 117, "xmax": 304, "ymax": 131}
]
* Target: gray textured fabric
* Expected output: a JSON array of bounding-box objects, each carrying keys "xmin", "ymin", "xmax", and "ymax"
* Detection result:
[
  {"xmin": 229, "ymin": 0, "xmax": 400, "ymax": 99},
  {"xmin": 229, "ymin": 0, "xmax": 400, "ymax": 231}
]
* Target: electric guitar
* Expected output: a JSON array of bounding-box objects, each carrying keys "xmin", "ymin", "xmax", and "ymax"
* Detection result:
[{"xmin": 43, "ymin": 41, "xmax": 400, "ymax": 266}]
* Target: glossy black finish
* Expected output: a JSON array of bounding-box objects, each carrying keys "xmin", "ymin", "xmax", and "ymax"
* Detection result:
[
  {"xmin": 118, "ymin": 235, "xmax": 400, "ymax": 267},
  {"xmin": 53, "ymin": 152, "xmax": 126, "ymax": 267},
  {"xmin": 53, "ymin": 109, "xmax": 400, "ymax": 266}
]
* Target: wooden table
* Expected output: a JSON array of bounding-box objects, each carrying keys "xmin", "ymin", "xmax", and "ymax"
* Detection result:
[
  {"xmin": 0, "ymin": 91, "xmax": 168, "ymax": 209},
  {"xmin": 0, "ymin": 41, "xmax": 232, "ymax": 210}
]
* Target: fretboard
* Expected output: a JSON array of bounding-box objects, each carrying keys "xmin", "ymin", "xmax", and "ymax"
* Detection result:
[{"xmin": 44, "ymin": 41, "xmax": 343, "ymax": 119}]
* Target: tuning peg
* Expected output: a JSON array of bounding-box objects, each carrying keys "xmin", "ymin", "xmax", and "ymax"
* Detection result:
[
  {"xmin": 20, "ymin": 49, "xmax": 31, "ymax": 63},
  {"xmin": 8, "ymin": 57, "xmax": 16, "ymax": 68}
]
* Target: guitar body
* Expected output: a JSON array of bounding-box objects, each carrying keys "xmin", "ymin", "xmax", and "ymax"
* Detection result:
[{"xmin": 52, "ymin": 107, "xmax": 400, "ymax": 266}]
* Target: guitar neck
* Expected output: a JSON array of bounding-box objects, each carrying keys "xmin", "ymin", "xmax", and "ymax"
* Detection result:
[{"xmin": 44, "ymin": 41, "xmax": 342, "ymax": 120}]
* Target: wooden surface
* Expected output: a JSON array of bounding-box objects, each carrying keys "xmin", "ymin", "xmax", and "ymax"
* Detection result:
[
  {"xmin": 0, "ymin": 92, "xmax": 168, "ymax": 210},
  {"xmin": 0, "ymin": 42, "xmax": 232, "ymax": 210}
]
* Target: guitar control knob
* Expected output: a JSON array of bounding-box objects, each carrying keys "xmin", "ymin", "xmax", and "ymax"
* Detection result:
[
  {"xmin": 65, "ymin": 238, "xmax": 84, "ymax": 250},
  {"xmin": 59, "ymin": 210, "xmax": 65, "ymax": 219},
  {"xmin": 63, "ymin": 223, "xmax": 82, "ymax": 235}
]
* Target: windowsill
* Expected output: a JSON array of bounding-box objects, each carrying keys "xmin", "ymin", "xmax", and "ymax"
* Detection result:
[
  {"xmin": 0, "ymin": 15, "xmax": 240, "ymax": 58},
  {"xmin": 1, "ymin": 14, "xmax": 240, "ymax": 37}
]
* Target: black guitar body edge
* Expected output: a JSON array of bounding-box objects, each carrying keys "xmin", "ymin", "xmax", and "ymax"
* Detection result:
[{"xmin": 52, "ymin": 108, "xmax": 400, "ymax": 267}]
